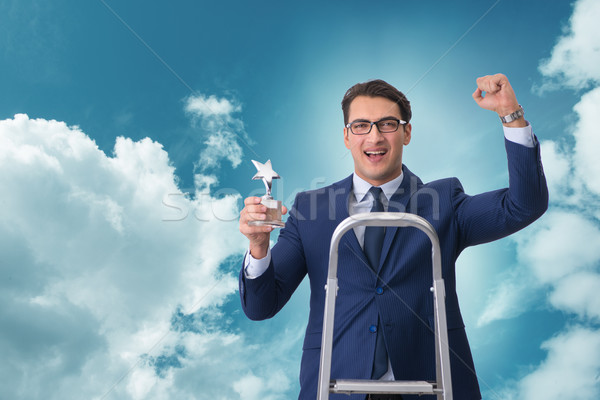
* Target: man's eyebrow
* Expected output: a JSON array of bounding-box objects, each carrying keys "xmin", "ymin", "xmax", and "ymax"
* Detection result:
[{"xmin": 350, "ymin": 116, "xmax": 399, "ymax": 123}]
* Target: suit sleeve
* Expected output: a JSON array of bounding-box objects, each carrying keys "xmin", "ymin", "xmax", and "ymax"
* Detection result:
[
  {"xmin": 239, "ymin": 193, "xmax": 308, "ymax": 321},
  {"xmin": 453, "ymin": 138, "xmax": 549, "ymax": 252}
]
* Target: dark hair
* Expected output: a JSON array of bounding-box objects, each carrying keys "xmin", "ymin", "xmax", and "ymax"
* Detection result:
[{"xmin": 341, "ymin": 79, "xmax": 412, "ymax": 125}]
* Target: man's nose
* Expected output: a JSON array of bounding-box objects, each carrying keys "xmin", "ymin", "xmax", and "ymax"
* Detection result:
[{"xmin": 367, "ymin": 123, "xmax": 384, "ymax": 140}]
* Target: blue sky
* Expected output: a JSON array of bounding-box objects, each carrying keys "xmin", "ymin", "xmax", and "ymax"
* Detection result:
[{"xmin": 1, "ymin": 0, "xmax": 599, "ymax": 399}]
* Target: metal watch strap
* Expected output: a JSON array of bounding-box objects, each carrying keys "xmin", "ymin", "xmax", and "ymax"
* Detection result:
[{"xmin": 500, "ymin": 105, "xmax": 524, "ymax": 124}]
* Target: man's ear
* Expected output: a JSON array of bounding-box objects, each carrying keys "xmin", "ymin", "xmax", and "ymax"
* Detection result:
[
  {"xmin": 403, "ymin": 123, "xmax": 412, "ymax": 145},
  {"xmin": 344, "ymin": 127, "xmax": 351, "ymax": 149}
]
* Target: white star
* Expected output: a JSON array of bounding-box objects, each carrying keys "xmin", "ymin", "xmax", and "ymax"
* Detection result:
[
  {"xmin": 251, "ymin": 159, "xmax": 280, "ymax": 196},
  {"xmin": 252, "ymin": 159, "xmax": 280, "ymax": 182}
]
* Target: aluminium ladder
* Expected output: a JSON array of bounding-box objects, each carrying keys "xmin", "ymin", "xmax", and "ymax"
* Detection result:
[{"xmin": 316, "ymin": 212, "xmax": 453, "ymax": 400}]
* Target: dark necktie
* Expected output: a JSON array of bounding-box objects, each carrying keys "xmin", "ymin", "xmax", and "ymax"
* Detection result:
[
  {"xmin": 364, "ymin": 186, "xmax": 385, "ymax": 270},
  {"xmin": 364, "ymin": 186, "xmax": 388, "ymax": 379}
]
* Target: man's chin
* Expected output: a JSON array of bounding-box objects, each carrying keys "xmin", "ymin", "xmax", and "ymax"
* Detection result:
[{"xmin": 357, "ymin": 166, "xmax": 403, "ymax": 185}]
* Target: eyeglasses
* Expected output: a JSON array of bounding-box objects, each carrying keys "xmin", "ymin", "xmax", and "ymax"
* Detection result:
[{"xmin": 345, "ymin": 118, "xmax": 407, "ymax": 135}]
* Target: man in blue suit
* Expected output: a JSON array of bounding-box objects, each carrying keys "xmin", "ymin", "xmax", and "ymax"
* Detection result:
[{"xmin": 239, "ymin": 74, "xmax": 548, "ymax": 399}]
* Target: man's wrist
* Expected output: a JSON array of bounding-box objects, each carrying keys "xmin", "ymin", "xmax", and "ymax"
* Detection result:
[
  {"xmin": 249, "ymin": 244, "xmax": 269, "ymax": 260},
  {"xmin": 499, "ymin": 105, "xmax": 526, "ymax": 127},
  {"xmin": 244, "ymin": 247, "xmax": 271, "ymax": 279}
]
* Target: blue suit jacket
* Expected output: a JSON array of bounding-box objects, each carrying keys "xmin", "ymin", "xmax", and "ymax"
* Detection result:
[{"xmin": 239, "ymin": 140, "xmax": 548, "ymax": 400}]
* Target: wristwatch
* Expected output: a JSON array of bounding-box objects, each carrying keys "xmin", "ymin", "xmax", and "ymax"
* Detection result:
[{"xmin": 500, "ymin": 105, "xmax": 524, "ymax": 124}]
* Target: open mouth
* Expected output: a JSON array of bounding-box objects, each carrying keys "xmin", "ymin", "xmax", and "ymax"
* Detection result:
[{"xmin": 364, "ymin": 150, "xmax": 387, "ymax": 160}]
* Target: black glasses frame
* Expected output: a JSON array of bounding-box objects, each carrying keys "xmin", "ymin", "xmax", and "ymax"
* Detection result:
[{"xmin": 345, "ymin": 117, "xmax": 407, "ymax": 135}]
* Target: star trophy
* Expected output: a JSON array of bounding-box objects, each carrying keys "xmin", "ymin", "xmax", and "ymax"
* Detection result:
[{"xmin": 249, "ymin": 159, "xmax": 285, "ymax": 228}]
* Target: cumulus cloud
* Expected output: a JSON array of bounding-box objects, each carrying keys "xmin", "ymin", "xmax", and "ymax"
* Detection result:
[
  {"xmin": 549, "ymin": 272, "xmax": 600, "ymax": 321},
  {"xmin": 572, "ymin": 87, "xmax": 600, "ymax": 196},
  {"xmin": 479, "ymin": 210, "xmax": 600, "ymax": 325},
  {"xmin": 186, "ymin": 94, "xmax": 242, "ymax": 117},
  {"xmin": 0, "ymin": 113, "xmax": 299, "ymax": 399},
  {"xmin": 539, "ymin": 0, "xmax": 600, "ymax": 90},
  {"xmin": 233, "ymin": 370, "xmax": 292, "ymax": 400},
  {"xmin": 538, "ymin": 140, "xmax": 571, "ymax": 201},
  {"xmin": 517, "ymin": 211, "xmax": 600, "ymax": 286},
  {"xmin": 185, "ymin": 94, "xmax": 251, "ymax": 172},
  {"xmin": 507, "ymin": 326, "xmax": 600, "ymax": 400},
  {"xmin": 475, "ymin": 190, "xmax": 600, "ymax": 327}
]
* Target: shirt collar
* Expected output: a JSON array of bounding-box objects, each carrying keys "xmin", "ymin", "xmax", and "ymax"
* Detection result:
[{"xmin": 352, "ymin": 171, "xmax": 404, "ymax": 203}]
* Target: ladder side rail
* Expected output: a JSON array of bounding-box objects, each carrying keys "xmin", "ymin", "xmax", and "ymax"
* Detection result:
[
  {"xmin": 433, "ymin": 278, "xmax": 452, "ymax": 400},
  {"xmin": 317, "ymin": 275, "xmax": 338, "ymax": 400}
]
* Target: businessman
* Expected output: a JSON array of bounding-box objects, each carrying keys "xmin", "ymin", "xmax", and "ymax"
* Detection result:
[{"xmin": 238, "ymin": 74, "xmax": 548, "ymax": 400}]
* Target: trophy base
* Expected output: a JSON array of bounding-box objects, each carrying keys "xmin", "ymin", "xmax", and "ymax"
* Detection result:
[
  {"xmin": 248, "ymin": 197, "xmax": 284, "ymax": 229},
  {"xmin": 248, "ymin": 220, "xmax": 286, "ymax": 228}
]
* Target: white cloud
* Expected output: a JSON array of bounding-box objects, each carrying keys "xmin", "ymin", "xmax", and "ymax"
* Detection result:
[
  {"xmin": 471, "ymin": 206, "xmax": 600, "ymax": 327},
  {"xmin": 127, "ymin": 367, "xmax": 159, "ymax": 399},
  {"xmin": 233, "ymin": 374, "xmax": 265, "ymax": 399},
  {"xmin": 233, "ymin": 370, "xmax": 292, "ymax": 400},
  {"xmin": 476, "ymin": 267, "xmax": 540, "ymax": 327},
  {"xmin": 186, "ymin": 94, "xmax": 241, "ymax": 117},
  {"xmin": 549, "ymin": 272, "xmax": 600, "ymax": 321},
  {"xmin": 539, "ymin": 0, "xmax": 600, "ymax": 90},
  {"xmin": 517, "ymin": 211, "xmax": 600, "ymax": 285},
  {"xmin": 0, "ymin": 113, "xmax": 299, "ymax": 399},
  {"xmin": 515, "ymin": 326, "xmax": 600, "ymax": 400},
  {"xmin": 573, "ymin": 86, "xmax": 600, "ymax": 196},
  {"xmin": 477, "ymin": 204, "xmax": 600, "ymax": 327},
  {"xmin": 153, "ymin": 326, "xmax": 301, "ymax": 400},
  {"xmin": 539, "ymin": 140, "xmax": 571, "ymax": 200},
  {"xmin": 185, "ymin": 94, "xmax": 251, "ymax": 172},
  {"xmin": 199, "ymin": 130, "xmax": 244, "ymax": 171}
]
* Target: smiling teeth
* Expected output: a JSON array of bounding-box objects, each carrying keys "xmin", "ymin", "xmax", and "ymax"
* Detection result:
[{"xmin": 366, "ymin": 151, "xmax": 386, "ymax": 155}]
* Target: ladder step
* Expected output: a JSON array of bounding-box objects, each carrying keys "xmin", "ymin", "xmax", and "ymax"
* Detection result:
[{"xmin": 331, "ymin": 379, "xmax": 435, "ymax": 395}]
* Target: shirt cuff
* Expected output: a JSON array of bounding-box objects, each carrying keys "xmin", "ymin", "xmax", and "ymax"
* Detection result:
[
  {"xmin": 503, "ymin": 121, "xmax": 536, "ymax": 148},
  {"xmin": 243, "ymin": 247, "xmax": 272, "ymax": 279}
]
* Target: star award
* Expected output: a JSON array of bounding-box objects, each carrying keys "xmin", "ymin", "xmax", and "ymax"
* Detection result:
[{"xmin": 249, "ymin": 159, "xmax": 285, "ymax": 228}]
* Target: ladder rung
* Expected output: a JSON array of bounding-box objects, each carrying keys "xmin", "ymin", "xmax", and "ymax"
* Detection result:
[{"xmin": 331, "ymin": 379, "xmax": 435, "ymax": 395}]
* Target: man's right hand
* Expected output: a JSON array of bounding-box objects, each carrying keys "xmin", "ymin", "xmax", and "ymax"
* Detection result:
[{"xmin": 239, "ymin": 196, "xmax": 287, "ymax": 259}]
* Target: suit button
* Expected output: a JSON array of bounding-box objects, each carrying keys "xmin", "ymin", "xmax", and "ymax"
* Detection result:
[
  {"xmin": 376, "ymin": 287, "xmax": 384, "ymax": 295},
  {"xmin": 369, "ymin": 325, "xmax": 377, "ymax": 333}
]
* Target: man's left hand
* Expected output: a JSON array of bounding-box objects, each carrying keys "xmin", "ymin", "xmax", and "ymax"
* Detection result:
[{"xmin": 472, "ymin": 73, "xmax": 526, "ymax": 127}]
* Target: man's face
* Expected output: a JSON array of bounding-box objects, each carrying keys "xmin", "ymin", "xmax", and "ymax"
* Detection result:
[{"xmin": 344, "ymin": 95, "xmax": 412, "ymax": 186}]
